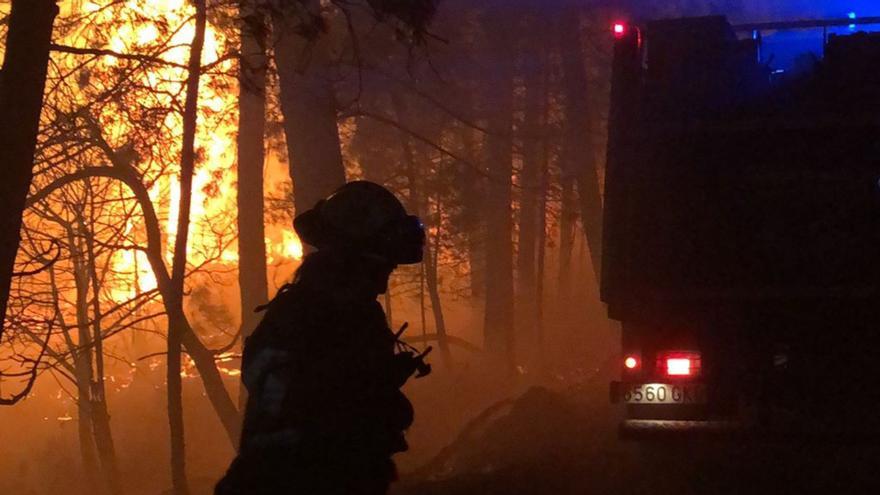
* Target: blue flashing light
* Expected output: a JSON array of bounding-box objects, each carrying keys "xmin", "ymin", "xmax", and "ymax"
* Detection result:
[{"xmin": 848, "ymin": 12, "xmax": 857, "ymax": 19}]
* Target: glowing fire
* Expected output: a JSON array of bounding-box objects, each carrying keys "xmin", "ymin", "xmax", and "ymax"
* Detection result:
[
  {"xmin": 49, "ymin": 0, "xmax": 305, "ymax": 302},
  {"xmin": 2, "ymin": 0, "xmax": 308, "ymax": 401},
  {"xmin": 280, "ymin": 230, "xmax": 304, "ymax": 262},
  {"xmin": 179, "ymin": 352, "xmax": 243, "ymax": 378}
]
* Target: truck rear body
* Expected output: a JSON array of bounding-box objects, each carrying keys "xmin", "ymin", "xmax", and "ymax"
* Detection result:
[{"xmin": 603, "ymin": 16, "xmax": 880, "ymax": 436}]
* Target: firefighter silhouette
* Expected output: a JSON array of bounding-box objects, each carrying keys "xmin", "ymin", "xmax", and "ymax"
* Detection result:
[{"xmin": 216, "ymin": 181, "xmax": 429, "ymax": 495}]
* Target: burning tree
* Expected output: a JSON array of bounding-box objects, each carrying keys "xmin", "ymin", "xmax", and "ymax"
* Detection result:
[
  {"xmin": 8, "ymin": 174, "xmax": 169, "ymax": 495},
  {"xmin": 1, "ymin": 1, "xmax": 260, "ymax": 491}
]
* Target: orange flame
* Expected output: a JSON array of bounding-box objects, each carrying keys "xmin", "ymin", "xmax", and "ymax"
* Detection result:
[{"xmin": 51, "ymin": 0, "xmax": 304, "ymax": 302}]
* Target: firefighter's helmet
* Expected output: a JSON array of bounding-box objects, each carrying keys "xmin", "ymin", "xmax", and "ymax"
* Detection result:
[{"xmin": 294, "ymin": 181, "xmax": 425, "ymax": 265}]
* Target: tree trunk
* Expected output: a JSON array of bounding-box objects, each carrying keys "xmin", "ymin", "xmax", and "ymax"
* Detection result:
[
  {"xmin": 91, "ymin": 398, "xmax": 121, "ymax": 495},
  {"xmin": 481, "ymin": 18, "xmax": 516, "ymax": 372},
  {"xmin": 516, "ymin": 43, "xmax": 545, "ymax": 348},
  {"xmin": 424, "ymin": 193, "xmax": 452, "ymax": 368},
  {"xmin": 558, "ymin": 178, "xmax": 576, "ymax": 298},
  {"xmin": 132, "ymin": 178, "xmax": 243, "ymax": 449},
  {"xmin": 47, "ymin": 263, "xmax": 100, "ymax": 488},
  {"xmin": 166, "ymin": 310, "xmax": 189, "ymax": 495},
  {"xmin": 167, "ymin": 2, "xmax": 207, "ymax": 492},
  {"xmin": 456, "ymin": 127, "xmax": 485, "ymax": 299},
  {"xmin": 0, "ymin": 0, "xmax": 58, "ymax": 340},
  {"xmin": 535, "ymin": 124, "xmax": 550, "ymax": 375},
  {"xmin": 390, "ymin": 93, "xmax": 420, "ymax": 210},
  {"xmin": 272, "ymin": 3, "xmax": 346, "ymax": 218},
  {"xmin": 575, "ymin": 157, "xmax": 603, "ymax": 282},
  {"xmin": 70, "ymin": 235, "xmax": 102, "ymax": 491},
  {"xmin": 236, "ymin": 0, "xmax": 269, "ymax": 408},
  {"xmin": 449, "ymin": 82, "xmax": 485, "ymax": 299},
  {"xmin": 73, "ymin": 309, "xmax": 100, "ymax": 491},
  {"xmin": 560, "ymin": 10, "xmax": 602, "ymax": 282},
  {"xmin": 76, "ymin": 384, "xmax": 101, "ymax": 490},
  {"xmin": 81, "ymin": 192, "xmax": 121, "ymax": 495},
  {"xmin": 390, "ymin": 93, "xmax": 451, "ymax": 364},
  {"xmin": 449, "ymin": 15, "xmax": 486, "ymax": 301},
  {"xmin": 136, "ymin": 181, "xmax": 242, "ymax": 449}
]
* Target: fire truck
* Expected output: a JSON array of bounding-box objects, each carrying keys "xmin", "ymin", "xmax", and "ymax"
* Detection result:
[{"xmin": 604, "ymin": 15, "xmax": 880, "ymax": 436}]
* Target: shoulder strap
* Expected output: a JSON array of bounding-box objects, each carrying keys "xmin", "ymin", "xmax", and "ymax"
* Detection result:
[{"xmin": 253, "ymin": 282, "xmax": 295, "ymax": 313}]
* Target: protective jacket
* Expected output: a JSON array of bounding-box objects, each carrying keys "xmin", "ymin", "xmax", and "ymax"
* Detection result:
[{"xmin": 216, "ymin": 281, "xmax": 415, "ymax": 495}]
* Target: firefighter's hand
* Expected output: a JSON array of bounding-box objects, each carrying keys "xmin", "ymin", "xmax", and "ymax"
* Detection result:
[{"xmin": 391, "ymin": 352, "xmax": 420, "ymax": 387}]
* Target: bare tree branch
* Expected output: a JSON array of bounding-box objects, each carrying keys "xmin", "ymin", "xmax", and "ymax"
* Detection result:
[
  {"xmin": 49, "ymin": 44, "xmax": 238, "ymax": 73},
  {"xmin": 0, "ymin": 315, "xmax": 54, "ymax": 405},
  {"xmin": 49, "ymin": 43, "xmax": 189, "ymax": 69},
  {"xmin": 11, "ymin": 238, "xmax": 61, "ymax": 277}
]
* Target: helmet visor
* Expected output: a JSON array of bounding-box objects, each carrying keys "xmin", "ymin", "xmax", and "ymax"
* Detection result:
[{"xmin": 390, "ymin": 215, "xmax": 426, "ymax": 265}]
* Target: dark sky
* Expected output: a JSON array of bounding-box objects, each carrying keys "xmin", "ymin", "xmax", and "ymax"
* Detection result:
[
  {"xmin": 477, "ymin": 1, "xmax": 880, "ymax": 23},
  {"xmin": 612, "ymin": 0, "xmax": 880, "ymax": 23},
  {"xmin": 740, "ymin": 0, "xmax": 880, "ymax": 21}
]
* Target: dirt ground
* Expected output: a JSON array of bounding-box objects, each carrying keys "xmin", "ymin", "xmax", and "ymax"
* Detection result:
[{"xmin": 394, "ymin": 380, "xmax": 880, "ymax": 495}]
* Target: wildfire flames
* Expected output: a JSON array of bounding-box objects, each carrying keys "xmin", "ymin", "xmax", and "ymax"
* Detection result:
[
  {"xmin": 2, "ymin": 0, "xmax": 304, "ymax": 396},
  {"xmin": 50, "ymin": 0, "xmax": 304, "ymax": 303}
]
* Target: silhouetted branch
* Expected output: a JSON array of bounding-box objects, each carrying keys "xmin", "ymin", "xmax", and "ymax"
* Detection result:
[
  {"xmin": 403, "ymin": 333, "xmax": 481, "ymax": 353},
  {"xmin": 11, "ymin": 238, "xmax": 61, "ymax": 277},
  {"xmin": 0, "ymin": 315, "xmax": 54, "ymax": 405},
  {"xmin": 49, "ymin": 43, "xmax": 189, "ymax": 69},
  {"xmin": 49, "ymin": 43, "xmax": 237, "ymax": 73},
  {"xmin": 366, "ymin": 66, "xmax": 574, "ymax": 140},
  {"xmin": 349, "ymin": 108, "xmax": 487, "ymax": 177}
]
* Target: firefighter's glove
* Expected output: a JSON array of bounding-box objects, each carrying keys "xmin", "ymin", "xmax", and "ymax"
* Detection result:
[{"xmin": 391, "ymin": 352, "xmax": 421, "ymax": 387}]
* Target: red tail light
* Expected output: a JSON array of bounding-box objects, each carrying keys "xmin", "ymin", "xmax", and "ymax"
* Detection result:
[
  {"xmin": 657, "ymin": 351, "xmax": 701, "ymax": 378},
  {"xmin": 666, "ymin": 358, "xmax": 692, "ymax": 375},
  {"xmin": 613, "ymin": 22, "xmax": 627, "ymax": 38},
  {"xmin": 623, "ymin": 352, "xmax": 641, "ymax": 373}
]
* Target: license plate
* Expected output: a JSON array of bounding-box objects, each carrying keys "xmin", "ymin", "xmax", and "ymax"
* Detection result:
[{"xmin": 623, "ymin": 383, "xmax": 706, "ymax": 404}]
